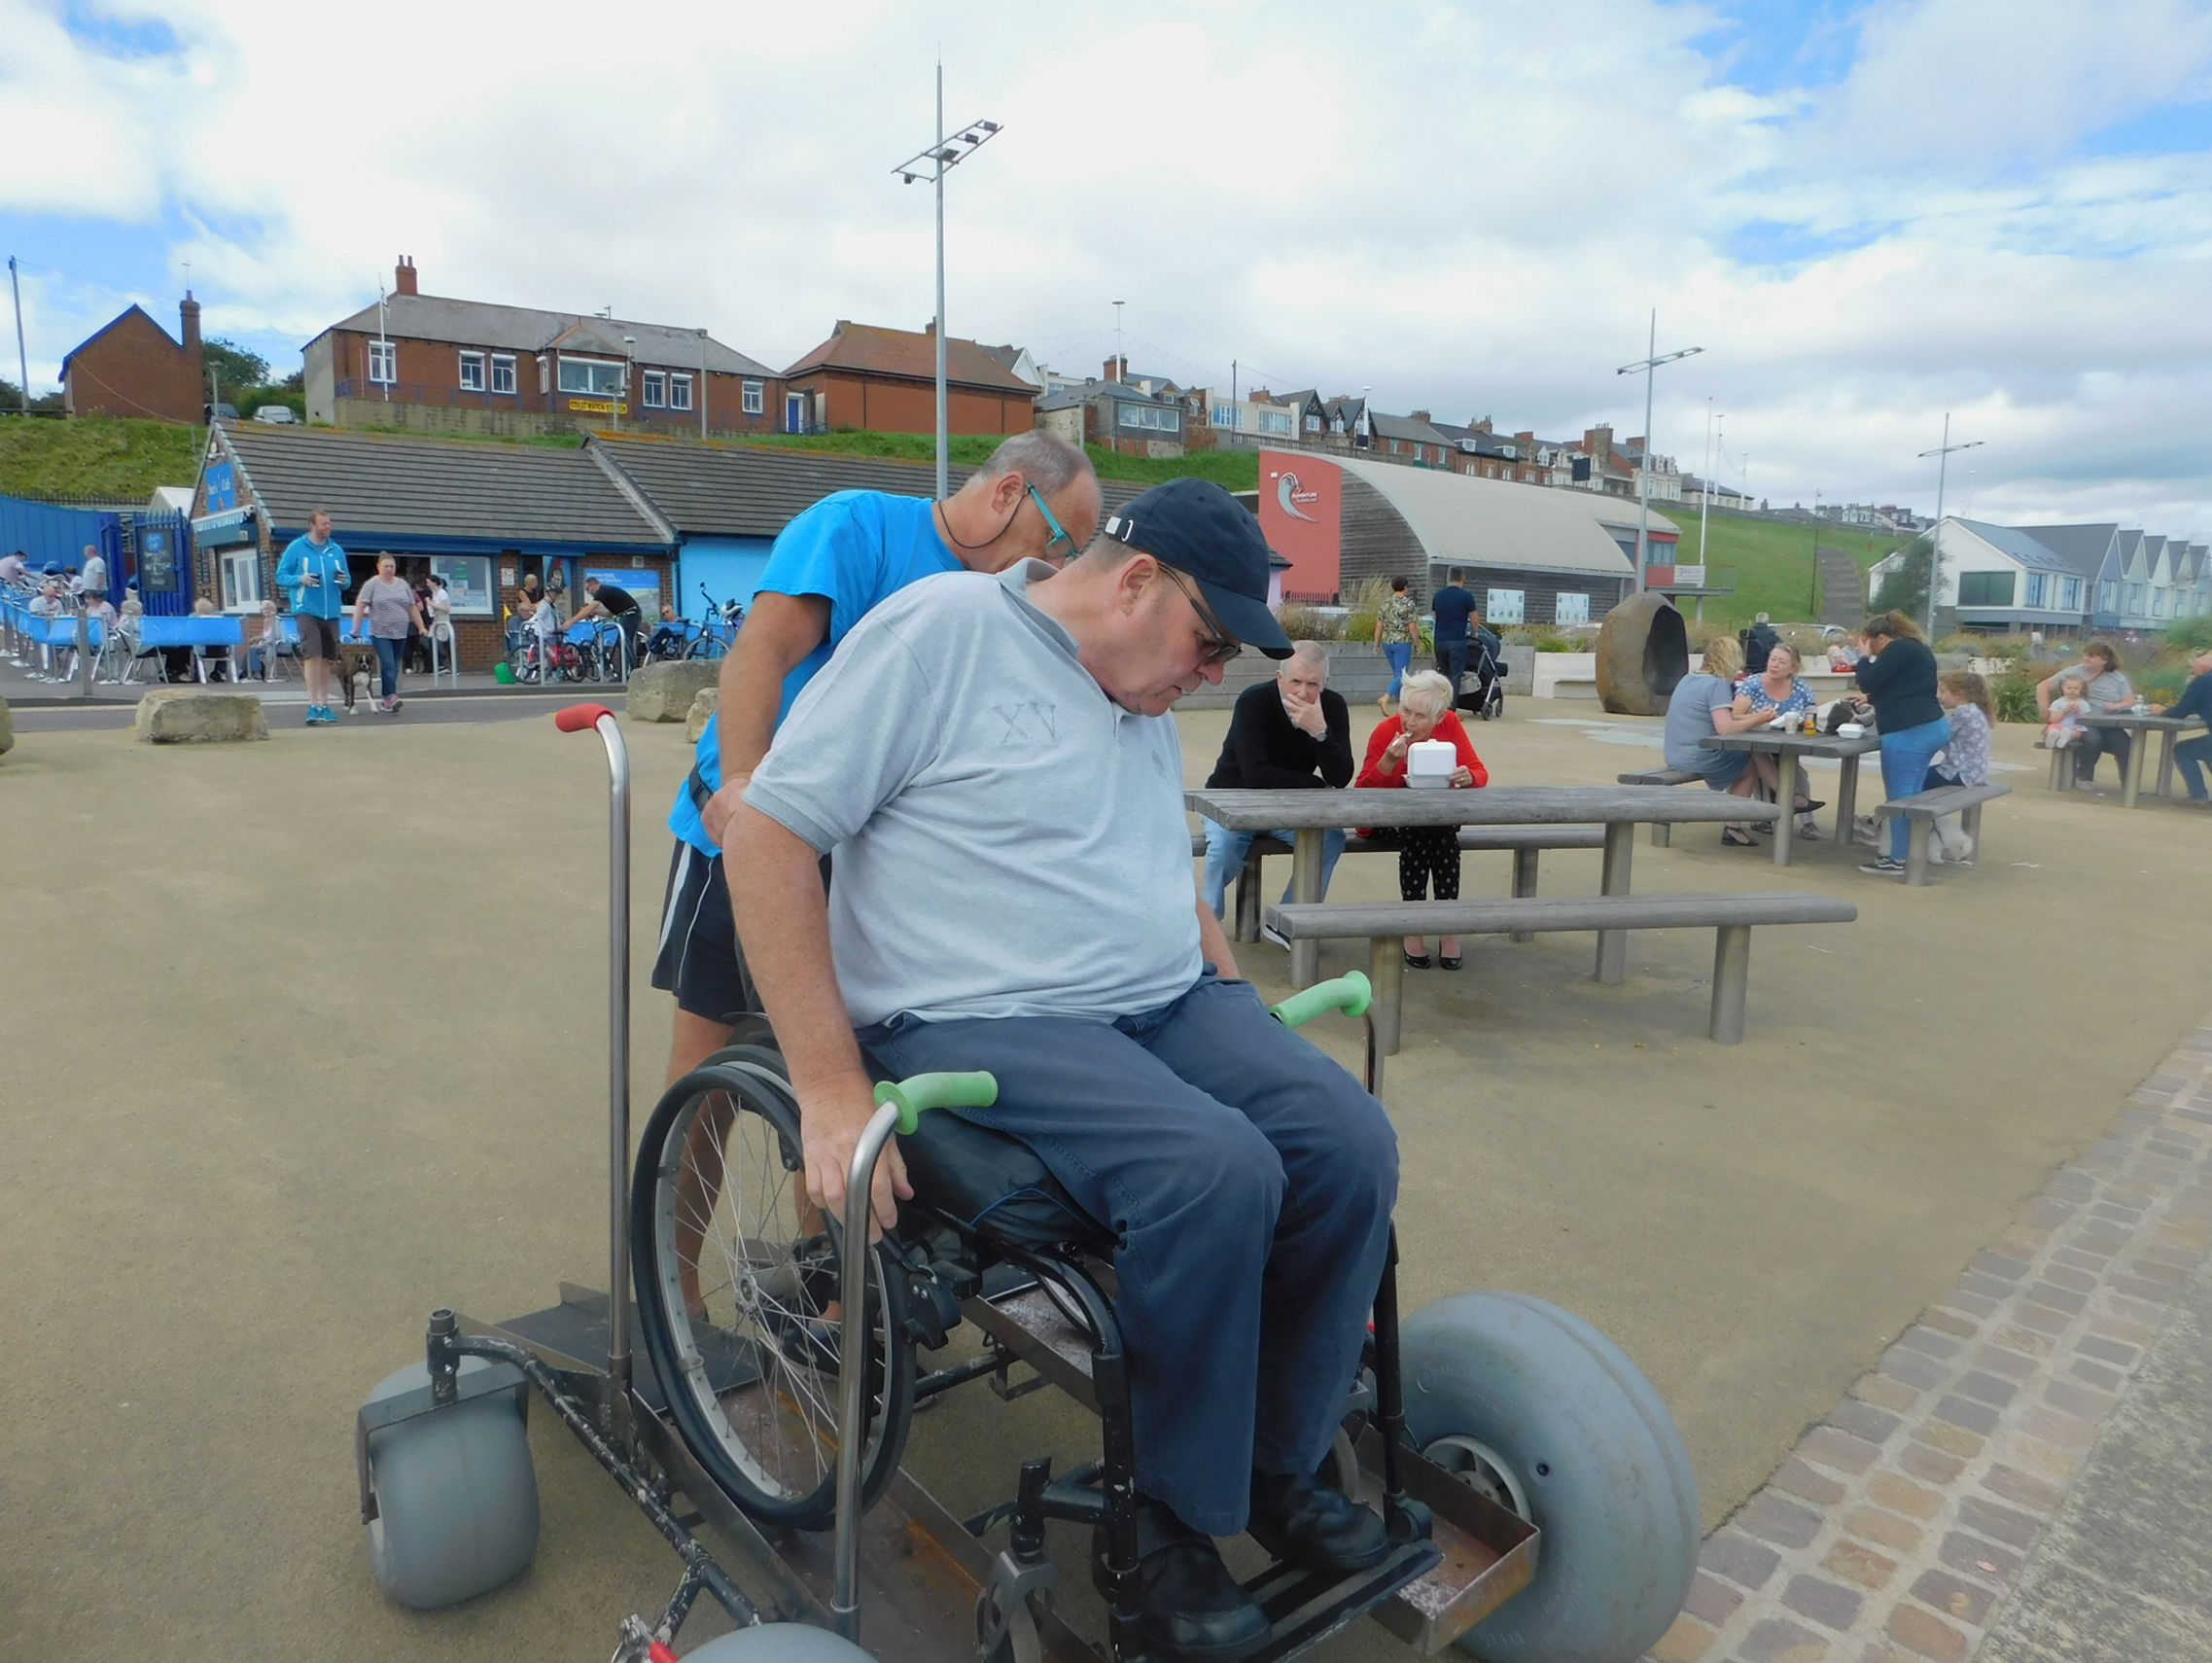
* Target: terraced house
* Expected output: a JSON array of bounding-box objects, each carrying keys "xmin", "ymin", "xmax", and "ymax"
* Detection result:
[
  {"xmin": 302, "ymin": 258, "xmax": 782, "ymax": 442},
  {"xmin": 1880, "ymin": 517, "xmax": 2211, "ymax": 636}
]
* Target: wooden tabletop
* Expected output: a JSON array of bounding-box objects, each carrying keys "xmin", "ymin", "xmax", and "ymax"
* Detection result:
[
  {"xmin": 1185, "ymin": 784, "xmax": 1782, "ymax": 830},
  {"xmin": 1702, "ymin": 729, "xmax": 1883, "ymax": 759}
]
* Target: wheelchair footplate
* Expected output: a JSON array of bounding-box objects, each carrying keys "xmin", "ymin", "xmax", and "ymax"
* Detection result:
[{"xmin": 967, "ymin": 1279, "xmax": 1539, "ymax": 1659}]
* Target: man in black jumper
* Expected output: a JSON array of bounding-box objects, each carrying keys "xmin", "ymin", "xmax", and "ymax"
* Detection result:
[{"xmin": 1198, "ymin": 642, "xmax": 1354, "ymax": 936}]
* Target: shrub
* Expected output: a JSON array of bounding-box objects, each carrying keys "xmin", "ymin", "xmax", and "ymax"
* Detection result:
[
  {"xmin": 1275, "ymin": 602, "xmax": 1339, "ymax": 641},
  {"xmin": 2163, "ymin": 617, "xmax": 2212, "ymax": 655},
  {"xmin": 1992, "ymin": 656, "xmax": 2063, "ymax": 723},
  {"xmin": 1340, "ymin": 577, "xmax": 1395, "ymax": 648}
]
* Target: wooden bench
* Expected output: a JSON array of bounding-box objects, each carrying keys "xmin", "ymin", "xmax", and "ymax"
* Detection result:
[
  {"xmin": 1268, "ymin": 891, "xmax": 1857, "ymax": 1051},
  {"xmin": 1190, "ymin": 825, "xmax": 1607, "ymax": 945},
  {"xmin": 1617, "ymin": 767, "xmax": 1705, "ymax": 846},
  {"xmin": 1874, "ymin": 782, "xmax": 2012, "ymax": 886}
]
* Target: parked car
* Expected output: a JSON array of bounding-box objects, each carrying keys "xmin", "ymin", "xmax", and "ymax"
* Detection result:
[{"xmin": 253, "ymin": 406, "xmax": 298, "ymax": 424}]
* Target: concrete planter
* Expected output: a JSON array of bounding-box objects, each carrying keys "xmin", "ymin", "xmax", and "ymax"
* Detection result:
[{"xmin": 1530, "ymin": 653, "xmax": 1599, "ymax": 700}]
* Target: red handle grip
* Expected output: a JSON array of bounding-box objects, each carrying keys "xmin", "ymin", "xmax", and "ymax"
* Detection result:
[
  {"xmin": 555, "ymin": 703, "xmax": 614, "ymax": 732},
  {"xmin": 648, "ymin": 1644, "xmax": 678, "ymax": 1663}
]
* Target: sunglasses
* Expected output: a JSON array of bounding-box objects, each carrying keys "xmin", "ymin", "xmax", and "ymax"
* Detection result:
[
  {"xmin": 1028, "ymin": 485, "xmax": 1075, "ymax": 556},
  {"xmin": 1159, "ymin": 564, "xmax": 1243, "ymax": 665}
]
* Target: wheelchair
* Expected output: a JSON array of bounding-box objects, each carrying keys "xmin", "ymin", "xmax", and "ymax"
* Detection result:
[{"xmin": 356, "ymin": 706, "xmax": 1699, "ymax": 1663}]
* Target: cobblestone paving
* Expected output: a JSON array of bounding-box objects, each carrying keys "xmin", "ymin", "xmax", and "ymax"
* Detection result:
[{"xmin": 1644, "ymin": 1018, "xmax": 2212, "ymax": 1663}]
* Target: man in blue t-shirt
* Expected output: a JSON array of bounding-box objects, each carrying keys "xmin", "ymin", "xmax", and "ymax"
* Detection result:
[
  {"xmin": 272, "ymin": 509, "xmax": 351, "ymax": 725},
  {"xmin": 652, "ymin": 430, "xmax": 1102, "ymax": 1086},
  {"xmin": 1429, "ymin": 566, "xmax": 1477, "ymax": 693}
]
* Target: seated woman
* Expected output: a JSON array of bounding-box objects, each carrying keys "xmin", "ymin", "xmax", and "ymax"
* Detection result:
[
  {"xmin": 243, "ymin": 600, "xmax": 283, "ymax": 679},
  {"xmin": 1354, "ymin": 669, "xmax": 1488, "ymax": 971},
  {"xmin": 1662, "ymin": 635, "xmax": 1763, "ymax": 845},
  {"xmin": 2033, "ymin": 640, "xmax": 2134, "ymax": 789},
  {"xmin": 1732, "ymin": 642, "xmax": 1825, "ymax": 838}
]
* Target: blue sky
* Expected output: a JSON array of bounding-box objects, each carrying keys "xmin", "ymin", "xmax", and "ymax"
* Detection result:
[{"xmin": 5, "ymin": 0, "xmax": 2211, "ymax": 530}]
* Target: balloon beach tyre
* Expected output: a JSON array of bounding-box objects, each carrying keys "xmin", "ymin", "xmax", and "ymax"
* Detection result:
[
  {"xmin": 1401, "ymin": 1292, "xmax": 1699, "ymax": 1663},
  {"xmin": 362, "ymin": 1357, "xmax": 539, "ymax": 1610}
]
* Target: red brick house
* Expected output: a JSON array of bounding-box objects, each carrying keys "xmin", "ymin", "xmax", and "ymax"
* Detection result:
[
  {"xmin": 301, "ymin": 258, "xmax": 783, "ymax": 442},
  {"xmin": 780, "ymin": 321, "xmax": 1038, "ymax": 437},
  {"xmin": 60, "ymin": 292, "xmax": 204, "ymax": 423}
]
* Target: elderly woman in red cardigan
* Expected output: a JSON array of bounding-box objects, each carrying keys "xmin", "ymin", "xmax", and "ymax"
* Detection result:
[{"xmin": 1355, "ymin": 669, "xmax": 1489, "ymax": 970}]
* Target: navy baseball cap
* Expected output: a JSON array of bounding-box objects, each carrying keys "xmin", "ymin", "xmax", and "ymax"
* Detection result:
[{"xmin": 1100, "ymin": 477, "xmax": 1292, "ymax": 658}]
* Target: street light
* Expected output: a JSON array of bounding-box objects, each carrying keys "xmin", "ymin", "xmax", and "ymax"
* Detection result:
[
  {"xmin": 892, "ymin": 63, "xmax": 1002, "ymax": 501},
  {"xmin": 1918, "ymin": 414, "xmax": 1984, "ymax": 637},
  {"xmin": 619, "ymin": 335, "xmax": 636, "ymax": 433},
  {"xmin": 1617, "ymin": 311, "xmax": 1703, "ymax": 595}
]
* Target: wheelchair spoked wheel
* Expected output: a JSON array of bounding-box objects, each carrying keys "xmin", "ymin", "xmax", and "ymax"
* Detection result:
[{"xmin": 631, "ymin": 1050, "xmax": 915, "ymax": 1531}]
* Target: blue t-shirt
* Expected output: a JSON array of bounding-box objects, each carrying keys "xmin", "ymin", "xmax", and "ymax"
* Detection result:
[
  {"xmin": 1432, "ymin": 584, "xmax": 1476, "ymax": 643},
  {"xmin": 669, "ymin": 491, "xmax": 958, "ymax": 855}
]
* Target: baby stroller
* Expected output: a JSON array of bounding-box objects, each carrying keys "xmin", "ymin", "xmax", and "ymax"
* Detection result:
[{"xmin": 1453, "ymin": 630, "xmax": 1505, "ymax": 721}]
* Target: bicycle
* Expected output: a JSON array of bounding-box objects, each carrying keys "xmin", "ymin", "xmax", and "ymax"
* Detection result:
[{"xmin": 684, "ymin": 584, "xmax": 744, "ymax": 661}]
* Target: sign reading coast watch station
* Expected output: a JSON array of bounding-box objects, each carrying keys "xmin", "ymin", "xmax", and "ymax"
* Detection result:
[{"xmin": 566, "ymin": 398, "xmax": 631, "ymax": 416}]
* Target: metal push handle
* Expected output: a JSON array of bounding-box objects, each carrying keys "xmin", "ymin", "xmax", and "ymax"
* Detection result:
[
  {"xmin": 557, "ymin": 704, "xmax": 634, "ymax": 1439},
  {"xmin": 832, "ymin": 1070, "xmax": 1000, "ymax": 1638}
]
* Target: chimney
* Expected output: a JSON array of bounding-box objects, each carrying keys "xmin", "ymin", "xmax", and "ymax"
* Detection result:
[
  {"xmin": 1514, "ymin": 430, "xmax": 1534, "ymax": 443},
  {"xmin": 1104, "ymin": 354, "xmax": 1126, "ymax": 383},
  {"xmin": 1474, "ymin": 417, "xmax": 1492, "ymax": 433},
  {"xmin": 179, "ymin": 290, "xmax": 201, "ymax": 358},
  {"xmin": 1410, "ymin": 409, "xmax": 1431, "ymax": 425},
  {"xmin": 394, "ymin": 256, "xmax": 418, "ymax": 297},
  {"xmin": 924, "ymin": 319, "xmax": 936, "ymax": 336}
]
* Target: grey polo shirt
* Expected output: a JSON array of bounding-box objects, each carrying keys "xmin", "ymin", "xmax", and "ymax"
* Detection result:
[{"xmin": 744, "ymin": 561, "xmax": 1201, "ymax": 1027}]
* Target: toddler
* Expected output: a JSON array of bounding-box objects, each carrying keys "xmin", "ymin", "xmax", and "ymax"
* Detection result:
[
  {"xmin": 2044, "ymin": 676, "xmax": 2092, "ymax": 749},
  {"xmin": 1927, "ymin": 671, "xmax": 1993, "ymax": 864}
]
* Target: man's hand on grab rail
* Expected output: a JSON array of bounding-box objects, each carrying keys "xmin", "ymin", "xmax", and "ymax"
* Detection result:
[
  {"xmin": 700, "ymin": 774, "xmax": 751, "ymax": 849},
  {"xmin": 801, "ymin": 1072, "xmax": 912, "ymax": 1240}
]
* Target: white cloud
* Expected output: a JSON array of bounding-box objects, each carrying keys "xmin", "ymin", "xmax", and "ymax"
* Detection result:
[{"xmin": 3, "ymin": 0, "xmax": 2210, "ymax": 530}]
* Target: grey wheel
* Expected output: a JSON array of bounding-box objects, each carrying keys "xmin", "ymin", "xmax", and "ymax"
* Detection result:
[
  {"xmin": 681, "ymin": 1625, "xmax": 879, "ymax": 1663},
  {"xmin": 1401, "ymin": 1292, "xmax": 1698, "ymax": 1663},
  {"xmin": 361, "ymin": 1357, "xmax": 539, "ymax": 1609}
]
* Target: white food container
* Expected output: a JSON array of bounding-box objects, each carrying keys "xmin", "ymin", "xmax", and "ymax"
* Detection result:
[
  {"xmin": 1406, "ymin": 739, "xmax": 1457, "ymax": 788},
  {"xmin": 1837, "ymin": 722, "xmax": 1866, "ymax": 739}
]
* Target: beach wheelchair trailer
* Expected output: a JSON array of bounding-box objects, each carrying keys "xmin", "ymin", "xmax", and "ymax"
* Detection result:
[{"xmin": 356, "ymin": 704, "xmax": 1700, "ymax": 1663}]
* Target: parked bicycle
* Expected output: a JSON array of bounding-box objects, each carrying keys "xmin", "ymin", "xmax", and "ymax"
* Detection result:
[{"xmin": 684, "ymin": 584, "xmax": 744, "ymax": 661}]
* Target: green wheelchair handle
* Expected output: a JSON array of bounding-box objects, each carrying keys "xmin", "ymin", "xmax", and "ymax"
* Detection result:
[
  {"xmin": 1271, "ymin": 971, "xmax": 1373, "ymax": 1029},
  {"xmin": 874, "ymin": 1071, "xmax": 1000, "ymax": 1135}
]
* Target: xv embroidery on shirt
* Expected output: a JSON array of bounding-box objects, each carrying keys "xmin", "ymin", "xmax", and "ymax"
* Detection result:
[{"xmin": 992, "ymin": 701, "xmax": 1059, "ymax": 746}]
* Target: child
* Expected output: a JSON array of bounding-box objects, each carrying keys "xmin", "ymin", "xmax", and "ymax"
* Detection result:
[
  {"xmin": 2044, "ymin": 676, "xmax": 2092, "ymax": 750},
  {"xmin": 1927, "ymin": 671, "xmax": 1993, "ymax": 864}
]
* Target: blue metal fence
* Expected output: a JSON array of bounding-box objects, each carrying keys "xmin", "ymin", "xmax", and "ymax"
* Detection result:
[{"xmin": 0, "ymin": 494, "xmax": 194, "ymax": 614}]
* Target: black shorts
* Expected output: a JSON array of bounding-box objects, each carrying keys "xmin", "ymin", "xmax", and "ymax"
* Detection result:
[
  {"xmin": 651, "ymin": 841, "xmax": 756, "ymax": 1023},
  {"xmin": 296, "ymin": 614, "xmax": 340, "ymax": 660}
]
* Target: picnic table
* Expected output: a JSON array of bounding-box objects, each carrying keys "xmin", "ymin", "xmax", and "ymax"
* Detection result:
[
  {"xmin": 1700, "ymin": 727, "xmax": 1883, "ymax": 867},
  {"xmin": 2077, "ymin": 712, "xmax": 2201, "ymax": 809},
  {"xmin": 1185, "ymin": 785, "xmax": 1781, "ymax": 988}
]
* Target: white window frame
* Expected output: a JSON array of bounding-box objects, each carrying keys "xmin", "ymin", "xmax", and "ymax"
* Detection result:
[
  {"xmin": 1304, "ymin": 413, "xmax": 1321, "ymax": 433},
  {"xmin": 458, "ymin": 350, "xmax": 485, "ymax": 392},
  {"xmin": 669, "ymin": 373, "xmax": 692, "ymax": 411},
  {"xmin": 557, "ymin": 357, "xmax": 625, "ymax": 396},
  {"xmin": 1554, "ymin": 591, "xmax": 1590, "ymax": 626},
  {"xmin": 1257, "ymin": 409, "xmax": 1292, "ymax": 436},
  {"xmin": 1211, "ymin": 404, "xmax": 1242, "ymax": 430},
  {"xmin": 742, "ymin": 379, "xmax": 763, "ymax": 415},
  {"xmin": 641, "ymin": 371, "xmax": 667, "ymax": 408},
  {"xmin": 490, "ymin": 354, "xmax": 516, "ymax": 395},
  {"xmin": 1118, "ymin": 402, "xmax": 1179, "ymax": 432},
  {"xmin": 220, "ymin": 548, "xmax": 264, "ymax": 611},
  {"xmin": 368, "ymin": 339, "xmax": 397, "ymax": 385},
  {"xmin": 1486, "ymin": 588, "xmax": 1526, "ymax": 625},
  {"xmin": 2024, "ymin": 572, "xmax": 2048, "ymax": 608}
]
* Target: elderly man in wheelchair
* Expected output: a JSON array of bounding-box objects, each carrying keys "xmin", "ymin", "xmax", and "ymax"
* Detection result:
[{"xmin": 718, "ymin": 478, "xmax": 1399, "ymax": 1661}]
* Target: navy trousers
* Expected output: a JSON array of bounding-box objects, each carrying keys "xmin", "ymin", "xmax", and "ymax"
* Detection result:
[{"xmin": 860, "ymin": 973, "xmax": 1398, "ymax": 1534}]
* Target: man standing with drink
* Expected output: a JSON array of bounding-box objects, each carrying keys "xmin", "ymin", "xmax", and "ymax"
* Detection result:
[{"xmin": 274, "ymin": 508, "xmax": 350, "ymax": 725}]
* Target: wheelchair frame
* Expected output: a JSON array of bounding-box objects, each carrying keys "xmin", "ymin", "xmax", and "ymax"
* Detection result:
[{"xmin": 359, "ymin": 704, "xmax": 1540, "ymax": 1663}]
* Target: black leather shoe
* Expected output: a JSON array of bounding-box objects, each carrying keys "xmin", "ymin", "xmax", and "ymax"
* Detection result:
[
  {"xmin": 1094, "ymin": 1499, "xmax": 1268, "ymax": 1663},
  {"xmin": 1247, "ymin": 1468, "xmax": 1391, "ymax": 1573}
]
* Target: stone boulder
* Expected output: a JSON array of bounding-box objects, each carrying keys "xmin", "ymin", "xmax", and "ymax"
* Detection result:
[
  {"xmin": 134, "ymin": 689, "xmax": 270, "ymax": 743},
  {"xmin": 1595, "ymin": 593, "xmax": 1691, "ymax": 717},
  {"xmin": 685, "ymin": 687, "xmax": 720, "ymax": 743},
  {"xmin": 627, "ymin": 660, "xmax": 720, "ymax": 723},
  {"xmin": 0, "ymin": 695, "xmax": 13, "ymax": 760}
]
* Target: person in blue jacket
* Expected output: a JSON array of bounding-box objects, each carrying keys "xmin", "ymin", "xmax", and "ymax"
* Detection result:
[
  {"xmin": 272, "ymin": 509, "xmax": 351, "ymax": 725},
  {"xmin": 652, "ymin": 431, "xmax": 1102, "ymax": 1090},
  {"xmin": 2151, "ymin": 648, "xmax": 2212, "ymax": 804}
]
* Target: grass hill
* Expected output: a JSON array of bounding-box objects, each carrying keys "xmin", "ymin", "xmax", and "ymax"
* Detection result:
[
  {"xmin": 0, "ymin": 415, "xmax": 204, "ymax": 502},
  {"xmin": 741, "ymin": 429, "xmax": 1260, "ymax": 490},
  {"xmin": 1657, "ymin": 506, "xmax": 1907, "ymax": 628}
]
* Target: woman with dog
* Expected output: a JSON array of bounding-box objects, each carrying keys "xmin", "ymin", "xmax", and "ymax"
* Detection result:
[{"xmin": 352, "ymin": 554, "xmax": 429, "ymax": 715}]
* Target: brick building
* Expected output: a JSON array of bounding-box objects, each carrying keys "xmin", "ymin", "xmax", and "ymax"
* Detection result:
[
  {"xmin": 60, "ymin": 292, "xmax": 205, "ymax": 423},
  {"xmin": 196, "ymin": 422, "xmax": 672, "ymax": 671},
  {"xmin": 779, "ymin": 321, "xmax": 1038, "ymax": 437},
  {"xmin": 301, "ymin": 259, "xmax": 783, "ymax": 442}
]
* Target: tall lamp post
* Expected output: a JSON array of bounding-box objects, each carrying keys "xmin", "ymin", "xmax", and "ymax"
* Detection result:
[
  {"xmin": 1616, "ymin": 311, "xmax": 1703, "ymax": 595},
  {"xmin": 892, "ymin": 64, "xmax": 1001, "ymax": 501},
  {"xmin": 1699, "ymin": 401, "xmax": 1723, "ymax": 579},
  {"xmin": 1918, "ymin": 414, "xmax": 1984, "ymax": 637}
]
